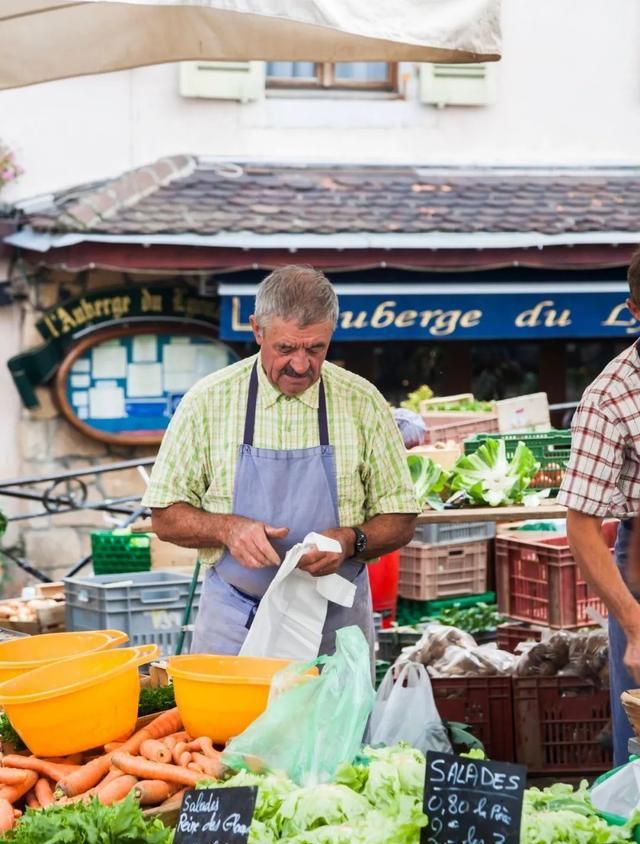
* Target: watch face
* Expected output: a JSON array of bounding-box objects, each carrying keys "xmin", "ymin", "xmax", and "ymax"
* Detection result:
[{"xmin": 355, "ymin": 530, "xmax": 367, "ymax": 553}]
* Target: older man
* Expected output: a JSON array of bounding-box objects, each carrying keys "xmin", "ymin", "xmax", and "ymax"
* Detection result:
[{"xmin": 142, "ymin": 265, "xmax": 418, "ymax": 658}]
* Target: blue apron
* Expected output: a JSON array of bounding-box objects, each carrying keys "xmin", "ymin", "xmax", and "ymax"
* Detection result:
[
  {"xmin": 191, "ymin": 362, "xmax": 375, "ymax": 661},
  {"xmin": 609, "ymin": 520, "xmax": 636, "ymax": 766}
]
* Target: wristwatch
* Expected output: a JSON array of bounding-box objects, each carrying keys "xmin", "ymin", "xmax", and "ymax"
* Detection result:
[{"xmin": 351, "ymin": 526, "xmax": 368, "ymax": 557}]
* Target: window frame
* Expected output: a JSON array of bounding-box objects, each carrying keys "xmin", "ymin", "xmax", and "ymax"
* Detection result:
[{"xmin": 266, "ymin": 62, "xmax": 398, "ymax": 92}]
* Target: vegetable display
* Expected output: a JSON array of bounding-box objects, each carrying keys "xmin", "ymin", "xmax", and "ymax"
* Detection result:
[
  {"xmin": 137, "ymin": 686, "xmax": 176, "ymax": 718},
  {"xmin": 425, "ymin": 399, "xmax": 493, "ymax": 412},
  {"xmin": 521, "ymin": 781, "xmax": 639, "ymax": 843},
  {"xmin": 205, "ymin": 744, "xmax": 428, "ymax": 844},
  {"xmin": 408, "ymin": 439, "xmax": 549, "ymax": 509},
  {"xmin": 400, "ymin": 386, "xmax": 433, "ymax": 413},
  {"xmin": 0, "ymin": 793, "xmax": 172, "ymax": 843},
  {"xmin": 436, "ymin": 603, "xmax": 502, "ymax": 635},
  {"xmin": 449, "ymin": 438, "xmax": 546, "ymax": 507},
  {"xmin": 407, "ymin": 456, "xmax": 448, "ymax": 511}
]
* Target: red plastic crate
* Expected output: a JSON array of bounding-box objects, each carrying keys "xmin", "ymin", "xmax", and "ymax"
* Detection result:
[
  {"xmin": 496, "ymin": 621, "xmax": 546, "ymax": 653},
  {"xmin": 368, "ymin": 551, "xmax": 399, "ymax": 627},
  {"xmin": 432, "ymin": 676, "xmax": 515, "ymax": 762},
  {"xmin": 513, "ymin": 676, "xmax": 612, "ymax": 774},
  {"xmin": 399, "ymin": 540, "xmax": 488, "ymax": 601},
  {"xmin": 495, "ymin": 521, "xmax": 617, "ymax": 628}
]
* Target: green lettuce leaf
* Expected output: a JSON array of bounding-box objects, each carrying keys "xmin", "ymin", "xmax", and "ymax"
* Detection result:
[
  {"xmin": 449, "ymin": 439, "xmax": 541, "ymax": 507},
  {"xmin": 407, "ymin": 455, "xmax": 449, "ymax": 511}
]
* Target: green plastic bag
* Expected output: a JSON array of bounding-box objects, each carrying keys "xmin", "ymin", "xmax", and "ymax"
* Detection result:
[{"xmin": 222, "ymin": 626, "xmax": 375, "ymax": 786}]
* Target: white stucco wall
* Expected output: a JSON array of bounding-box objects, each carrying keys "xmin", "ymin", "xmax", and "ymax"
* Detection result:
[{"xmin": 1, "ymin": 0, "xmax": 639, "ymax": 204}]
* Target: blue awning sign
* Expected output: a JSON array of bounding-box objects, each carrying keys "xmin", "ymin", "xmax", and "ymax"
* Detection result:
[{"xmin": 219, "ymin": 282, "xmax": 637, "ymax": 341}]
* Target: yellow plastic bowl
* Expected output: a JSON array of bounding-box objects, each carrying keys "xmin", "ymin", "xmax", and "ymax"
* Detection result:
[
  {"xmin": 167, "ymin": 654, "xmax": 315, "ymax": 744},
  {"xmin": 0, "ymin": 629, "xmax": 129, "ymax": 682},
  {"xmin": 0, "ymin": 643, "xmax": 159, "ymax": 756}
]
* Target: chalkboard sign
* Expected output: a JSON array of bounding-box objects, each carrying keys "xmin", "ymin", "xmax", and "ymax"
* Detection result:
[
  {"xmin": 173, "ymin": 786, "xmax": 258, "ymax": 844},
  {"xmin": 423, "ymin": 752, "xmax": 526, "ymax": 844}
]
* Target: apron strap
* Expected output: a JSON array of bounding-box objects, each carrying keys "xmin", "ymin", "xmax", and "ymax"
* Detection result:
[{"xmin": 243, "ymin": 361, "xmax": 330, "ymax": 447}]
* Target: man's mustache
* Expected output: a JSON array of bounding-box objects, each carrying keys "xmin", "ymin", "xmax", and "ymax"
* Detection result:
[{"xmin": 281, "ymin": 366, "xmax": 313, "ymax": 378}]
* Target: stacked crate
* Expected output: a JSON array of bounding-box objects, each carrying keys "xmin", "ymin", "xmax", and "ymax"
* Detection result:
[{"xmin": 398, "ymin": 521, "xmax": 494, "ymax": 604}]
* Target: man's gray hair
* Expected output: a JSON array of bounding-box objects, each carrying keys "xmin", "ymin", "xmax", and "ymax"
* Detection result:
[{"xmin": 254, "ymin": 265, "xmax": 339, "ymax": 329}]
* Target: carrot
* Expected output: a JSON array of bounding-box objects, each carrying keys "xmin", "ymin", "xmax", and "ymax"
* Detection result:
[
  {"xmin": 194, "ymin": 737, "xmax": 220, "ymax": 760},
  {"xmin": 157, "ymin": 786, "xmax": 187, "ymax": 812},
  {"xmin": 179, "ymin": 752, "xmax": 192, "ymax": 768},
  {"xmin": 187, "ymin": 763, "xmax": 204, "ymax": 774},
  {"xmin": 55, "ymin": 755, "xmax": 111, "ymax": 799},
  {"xmin": 0, "ymin": 770, "xmax": 38, "ymax": 803},
  {"xmin": 97, "ymin": 774, "xmax": 138, "ymax": 806},
  {"xmin": 172, "ymin": 742, "xmax": 187, "ymax": 764},
  {"xmin": 141, "ymin": 708, "xmax": 182, "ymax": 740},
  {"xmin": 134, "ymin": 779, "xmax": 177, "ymax": 806},
  {"xmin": 2, "ymin": 755, "xmax": 79, "ymax": 781},
  {"xmin": 0, "ymin": 769, "xmax": 29, "ymax": 786},
  {"xmin": 139, "ymin": 739, "xmax": 171, "ymax": 765},
  {"xmin": 0, "ymin": 798, "xmax": 14, "ymax": 832},
  {"xmin": 12, "ymin": 809, "xmax": 21, "ymax": 819},
  {"xmin": 191, "ymin": 752, "xmax": 224, "ymax": 780},
  {"xmin": 103, "ymin": 742, "xmax": 124, "ymax": 754},
  {"xmin": 111, "ymin": 752, "xmax": 202, "ymax": 787},
  {"xmin": 58, "ymin": 708, "xmax": 182, "ymax": 798},
  {"xmin": 35, "ymin": 778, "xmax": 54, "ymax": 808},
  {"xmin": 43, "ymin": 754, "xmax": 83, "ymax": 766},
  {"xmin": 164, "ymin": 731, "xmax": 189, "ymax": 747},
  {"xmin": 25, "ymin": 790, "xmax": 40, "ymax": 810}
]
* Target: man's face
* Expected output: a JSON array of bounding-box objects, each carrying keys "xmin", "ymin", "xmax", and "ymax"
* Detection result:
[{"xmin": 250, "ymin": 315, "xmax": 333, "ymax": 396}]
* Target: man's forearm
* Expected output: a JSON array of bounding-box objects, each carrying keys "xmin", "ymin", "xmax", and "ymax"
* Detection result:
[
  {"xmin": 151, "ymin": 503, "xmax": 232, "ymax": 549},
  {"xmin": 333, "ymin": 513, "xmax": 417, "ymax": 561},
  {"xmin": 567, "ymin": 509, "xmax": 640, "ymax": 634}
]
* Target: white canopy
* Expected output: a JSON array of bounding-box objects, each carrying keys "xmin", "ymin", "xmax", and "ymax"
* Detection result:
[{"xmin": 0, "ymin": 0, "xmax": 501, "ymax": 90}]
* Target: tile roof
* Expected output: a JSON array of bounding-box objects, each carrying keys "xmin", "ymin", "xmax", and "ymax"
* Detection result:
[{"xmin": 23, "ymin": 157, "xmax": 640, "ymax": 237}]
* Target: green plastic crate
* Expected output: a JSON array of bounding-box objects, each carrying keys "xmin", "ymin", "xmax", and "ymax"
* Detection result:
[
  {"xmin": 397, "ymin": 592, "xmax": 496, "ymax": 626},
  {"xmin": 375, "ymin": 660, "xmax": 391, "ymax": 689},
  {"xmin": 463, "ymin": 429, "xmax": 572, "ymax": 494},
  {"xmin": 91, "ymin": 530, "xmax": 152, "ymax": 575}
]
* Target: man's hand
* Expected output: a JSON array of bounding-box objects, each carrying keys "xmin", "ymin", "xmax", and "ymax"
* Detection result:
[
  {"xmin": 223, "ymin": 516, "xmax": 288, "ymax": 569},
  {"xmin": 297, "ymin": 528, "xmax": 354, "ymax": 577},
  {"xmin": 625, "ymin": 630, "xmax": 640, "ymax": 684}
]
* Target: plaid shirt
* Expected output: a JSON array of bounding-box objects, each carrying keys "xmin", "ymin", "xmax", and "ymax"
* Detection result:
[
  {"xmin": 142, "ymin": 353, "xmax": 419, "ymax": 564},
  {"xmin": 557, "ymin": 342, "xmax": 640, "ymax": 518}
]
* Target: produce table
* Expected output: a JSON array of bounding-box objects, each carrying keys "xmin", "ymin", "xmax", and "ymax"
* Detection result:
[{"xmin": 416, "ymin": 500, "xmax": 567, "ymax": 524}]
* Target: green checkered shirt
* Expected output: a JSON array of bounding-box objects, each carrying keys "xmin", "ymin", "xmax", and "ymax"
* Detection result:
[{"xmin": 142, "ymin": 353, "xmax": 419, "ymax": 565}]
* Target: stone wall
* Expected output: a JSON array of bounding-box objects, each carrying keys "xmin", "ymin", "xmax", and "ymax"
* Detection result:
[{"xmin": 1, "ymin": 269, "xmax": 169, "ymax": 592}]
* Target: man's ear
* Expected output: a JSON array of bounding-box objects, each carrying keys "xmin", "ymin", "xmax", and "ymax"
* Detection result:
[{"xmin": 249, "ymin": 315, "xmax": 263, "ymax": 346}]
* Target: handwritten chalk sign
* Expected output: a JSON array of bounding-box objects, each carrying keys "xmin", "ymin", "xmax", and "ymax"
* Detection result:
[
  {"xmin": 173, "ymin": 786, "xmax": 258, "ymax": 844},
  {"xmin": 422, "ymin": 752, "xmax": 526, "ymax": 844}
]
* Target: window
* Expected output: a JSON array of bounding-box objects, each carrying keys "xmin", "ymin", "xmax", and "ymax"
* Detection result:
[{"xmin": 266, "ymin": 62, "xmax": 397, "ymax": 92}]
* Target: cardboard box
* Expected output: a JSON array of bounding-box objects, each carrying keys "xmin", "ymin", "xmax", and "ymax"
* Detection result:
[{"xmin": 494, "ymin": 392, "xmax": 551, "ymax": 433}]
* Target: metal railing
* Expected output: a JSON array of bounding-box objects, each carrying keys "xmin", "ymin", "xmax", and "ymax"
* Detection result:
[{"xmin": 0, "ymin": 458, "xmax": 155, "ymax": 581}]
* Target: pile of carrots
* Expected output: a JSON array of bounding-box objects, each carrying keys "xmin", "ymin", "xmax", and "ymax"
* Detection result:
[{"xmin": 0, "ymin": 707, "xmax": 225, "ymax": 832}]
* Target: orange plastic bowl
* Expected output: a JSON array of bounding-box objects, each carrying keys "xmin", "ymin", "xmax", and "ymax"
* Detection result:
[
  {"xmin": 167, "ymin": 654, "xmax": 315, "ymax": 744},
  {"xmin": 0, "ymin": 629, "xmax": 128, "ymax": 683},
  {"xmin": 0, "ymin": 643, "xmax": 158, "ymax": 756}
]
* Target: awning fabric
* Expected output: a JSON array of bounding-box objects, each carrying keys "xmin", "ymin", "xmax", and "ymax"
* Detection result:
[{"xmin": 0, "ymin": 0, "xmax": 501, "ymax": 90}]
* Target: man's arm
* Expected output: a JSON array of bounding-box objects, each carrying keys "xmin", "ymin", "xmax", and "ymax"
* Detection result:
[
  {"xmin": 297, "ymin": 513, "xmax": 416, "ymax": 576},
  {"xmin": 151, "ymin": 503, "xmax": 288, "ymax": 569},
  {"xmin": 566, "ymin": 509, "xmax": 640, "ymax": 682}
]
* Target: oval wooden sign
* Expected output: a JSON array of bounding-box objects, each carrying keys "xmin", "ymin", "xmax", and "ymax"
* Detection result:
[{"xmin": 54, "ymin": 323, "xmax": 238, "ymax": 445}]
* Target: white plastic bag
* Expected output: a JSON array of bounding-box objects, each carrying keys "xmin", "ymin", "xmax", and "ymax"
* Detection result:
[
  {"xmin": 239, "ymin": 532, "xmax": 356, "ymax": 661},
  {"xmin": 590, "ymin": 758, "xmax": 640, "ymax": 818},
  {"xmin": 368, "ymin": 661, "xmax": 452, "ymax": 754}
]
